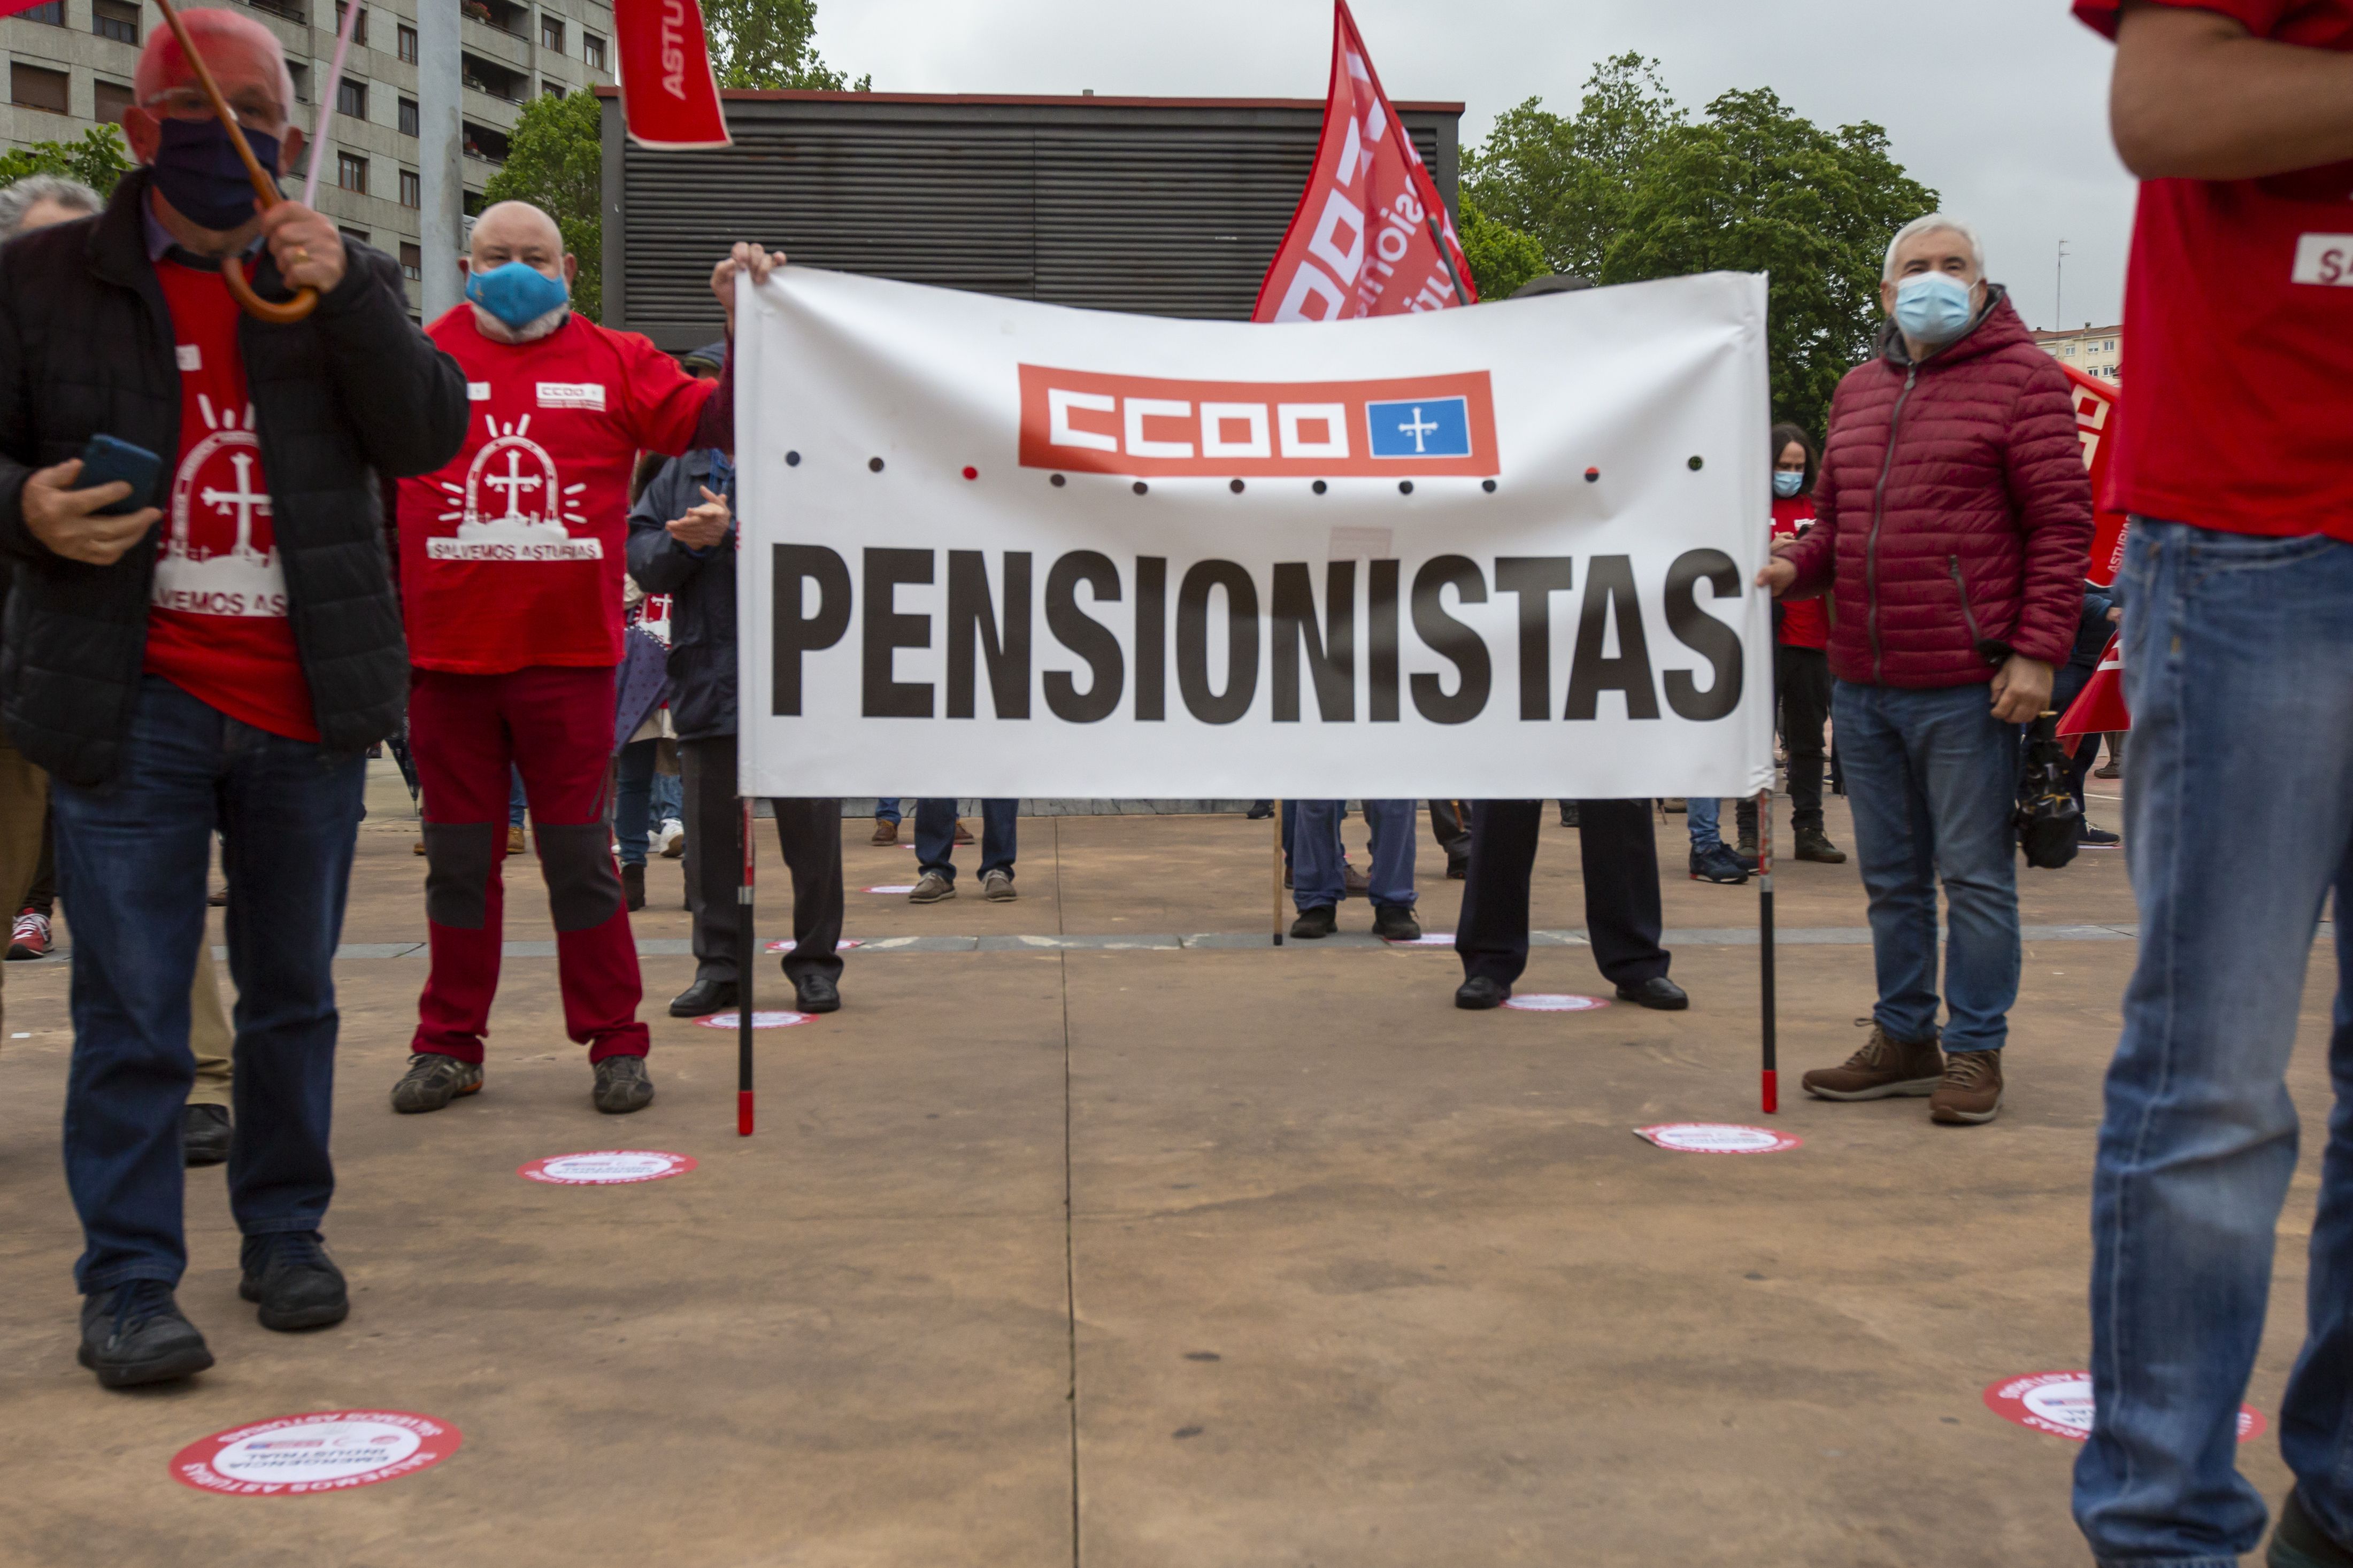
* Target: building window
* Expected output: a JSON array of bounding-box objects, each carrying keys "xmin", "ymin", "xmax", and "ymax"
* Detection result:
[
  {"xmin": 542, "ymin": 79, "xmax": 563, "ymax": 98},
  {"xmin": 94, "ymin": 78, "xmax": 133, "ymax": 124},
  {"xmin": 399, "ymin": 168, "xmax": 420, "ymax": 207},
  {"xmin": 397, "ymin": 22, "xmax": 417, "ymax": 62},
  {"xmin": 92, "ymin": 0, "xmax": 140, "ymax": 44},
  {"xmin": 18, "ymin": 1, "xmax": 63, "ymax": 23},
  {"xmin": 398, "ymin": 95, "xmax": 418, "ymax": 136},
  {"xmin": 581, "ymin": 32, "xmax": 605, "ymax": 69},
  {"xmin": 540, "ymin": 14, "xmax": 563, "ymax": 50},
  {"xmin": 288, "ymin": 61, "xmax": 308, "ymax": 101},
  {"xmin": 339, "ymin": 226, "xmax": 368, "ymax": 249},
  {"xmin": 400, "ymin": 242, "xmax": 422, "ymax": 282},
  {"xmin": 337, "ymin": 78, "xmax": 366, "ymax": 119},
  {"xmin": 10, "ymin": 63, "xmax": 70, "ymax": 115},
  {"xmin": 247, "ymin": 0, "xmax": 307, "ymax": 24},
  {"xmin": 334, "ymin": 3, "xmax": 366, "ymax": 45},
  {"xmin": 337, "ymin": 152, "xmax": 367, "ymax": 194}
]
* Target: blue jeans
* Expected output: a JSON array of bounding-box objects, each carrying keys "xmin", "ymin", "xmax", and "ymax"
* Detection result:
[
  {"xmin": 915, "ymin": 798, "xmax": 1014, "ymax": 883},
  {"xmin": 875, "ymin": 797, "xmax": 902, "ymax": 825},
  {"xmin": 612, "ymin": 738, "xmax": 674, "ymax": 867},
  {"xmin": 1832, "ymin": 677, "xmax": 2019, "ymax": 1052},
  {"xmin": 1293, "ymin": 799, "xmax": 1414, "ymax": 912},
  {"xmin": 52, "ymin": 676, "xmax": 364, "ymax": 1293},
  {"xmin": 507, "ymin": 764, "xmax": 525, "ymax": 829},
  {"xmin": 2075, "ymin": 522, "xmax": 2353, "ymax": 1566},
  {"xmin": 1687, "ymin": 795, "xmax": 1726, "ymax": 851}
]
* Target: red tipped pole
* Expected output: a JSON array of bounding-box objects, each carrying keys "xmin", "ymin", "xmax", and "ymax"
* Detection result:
[
  {"xmin": 737, "ymin": 795, "xmax": 755, "ymax": 1136},
  {"xmin": 1758, "ymin": 787, "xmax": 1778, "ymax": 1114}
]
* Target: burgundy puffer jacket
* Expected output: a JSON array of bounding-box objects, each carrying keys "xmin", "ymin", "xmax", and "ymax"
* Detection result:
[{"xmin": 1781, "ymin": 288, "xmax": 2092, "ymax": 689}]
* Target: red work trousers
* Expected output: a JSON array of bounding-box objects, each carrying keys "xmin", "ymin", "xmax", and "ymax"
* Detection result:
[{"xmin": 408, "ymin": 665, "xmax": 648, "ymax": 1064}]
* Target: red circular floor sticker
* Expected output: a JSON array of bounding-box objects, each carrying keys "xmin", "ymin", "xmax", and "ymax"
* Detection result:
[
  {"xmin": 1502, "ymin": 993, "xmax": 1610, "ymax": 1012},
  {"xmin": 768, "ymin": 937, "xmax": 863, "ymax": 952},
  {"xmin": 1983, "ymin": 1371, "xmax": 2265, "ymax": 1442},
  {"xmin": 1635, "ymin": 1122, "xmax": 1803, "ymax": 1154},
  {"xmin": 863, "ymin": 884, "xmax": 916, "ymax": 894},
  {"xmin": 517, "ymin": 1149, "xmax": 697, "ymax": 1185},
  {"xmin": 172, "ymin": 1410, "xmax": 460, "ymax": 1495},
  {"xmin": 694, "ymin": 1010, "xmax": 813, "ymax": 1030}
]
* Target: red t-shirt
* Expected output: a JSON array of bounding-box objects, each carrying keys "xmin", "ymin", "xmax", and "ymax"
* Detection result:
[
  {"xmin": 1772, "ymin": 495, "xmax": 1828, "ymax": 648},
  {"xmin": 2075, "ymin": 0, "xmax": 2353, "ymax": 537},
  {"xmin": 142, "ymin": 260, "xmax": 318, "ymax": 741},
  {"xmin": 396, "ymin": 308, "xmax": 717, "ymax": 674}
]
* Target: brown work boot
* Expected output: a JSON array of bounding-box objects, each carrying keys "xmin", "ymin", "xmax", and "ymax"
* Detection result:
[
  {"xmin": 871, "ymin": 818, "xmax": 898, "ymax": 845},
  {"xmin": 1930, "ymin": 1049, "xmax": 2004, "ymax": 1125},
  {"xmin": 1801, "ymin": 1024, "xmax": 1943, "ymax": 1101},
  {"xmin": 1794, "ymin": 827, "xmax": 1846, "ymax": 863}
]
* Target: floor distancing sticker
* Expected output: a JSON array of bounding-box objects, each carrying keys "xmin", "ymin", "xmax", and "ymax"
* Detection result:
[
  {"xmin": 1385, "ymin": 933, "xmax": 1456, "ymax": 945},
  {"xmin": 1502, "ymin": 993, "xmax": 1610, "ymax": 1012},
  {"xmin": 768, "ymin": 937, "xmax": 863, "ymax": 952},
  {"xmin": 518, "ymin": 1150, "xmax": 697, "ymax": 1185},
  {"xmin": 1634, "ymin": 1123, "xmax": 1803, "ymax": 1154},
  {"xmin": 695, "ymin": 1010, "xmax": 814, "ymax": 1030},
  {"xmin": 863, "ymin": 885, "xmax": 916, "ymax": 895},
  {"xmin": 1984, "ymin": 1372, "xmax": 2264, "ymax": 1443},
  {"xmin": 171, "ymin": 1411, "xmax": 460, "ymax": 1495}
]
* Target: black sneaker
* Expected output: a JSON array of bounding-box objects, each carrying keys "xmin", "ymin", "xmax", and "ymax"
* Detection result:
[
  {"xmin": 390, "ymin": 1052, "xmax": 482, "ymax": 1114},
  {"xmin": 1289, "ymin": 905, "xmax": 1337, "ymax": 939},
  {"xmin": 1688, "ymin": 844, "xmax": 1751, "ymax": 884},
  {"xmin": 2271, "ymin": 1487, "xmax": 2353, "ymax": 1568},
  {"xmin": 239, "ymin": 1231, "xmax": 349, "ymax": 1331},
  {"xmin": 1794, "ymin": 827, "xmax": 1847, "ymax": 863},
  {"xmin": 1455, "ymin": 976, "xmax": 1508, "ymax": 1009},
  {"xmin": 78, "ymin": 1280, "xmax": 213, "ymax": 1388},
  {"xmin": 1371, "ymin": 905, "xmax": 1422, "ymax": 940},
  {"xmin": 793, "ymin": 971, "xmax": 841, "ymax": 1014},
  {"xmin": 183, "ymin": 1103, "xmax": 231, "ymax": 1167},
  {"xmin": 593, "ymin": 1054, "xmax": 655, "ymax": 1114},
  {"xmin": 2079, "ymin": 824, "xmax": 2121, "ymax": 846},
  {"xmin": 621, "ymin": 862, "xmax": 645, "ymax": 911}
]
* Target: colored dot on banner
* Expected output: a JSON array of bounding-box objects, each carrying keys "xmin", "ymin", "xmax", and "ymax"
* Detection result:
[
  {"xmin": 694, "ymin": 1010, "xmax": 814, "ymax": 1030},
  {"xmin": 1501, "ymin": 993, "xmax": 1610, "ymax": 1012},
  {"xmin": 767, "ymin": 938, "xmax": 863, "ymax": 952}
]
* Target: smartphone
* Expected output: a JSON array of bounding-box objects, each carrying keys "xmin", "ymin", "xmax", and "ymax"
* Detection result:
[{"xmin": 76, "ymin": 434, "xmax": 162, "ymax": 516}]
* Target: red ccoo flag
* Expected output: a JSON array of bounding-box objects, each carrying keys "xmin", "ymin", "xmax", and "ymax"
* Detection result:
[
  {"xmin": 611, "ymin": 0, "xmax": 731, "ymax": 150},
  {"xmin": 1253, "ymin": 0, "xmax": 1475, "ymax": 323},
  {"xmin": 2058, "ymin": 633, "xmax": 2129, "ymax": 739},
  {"xmin": 2061, "ymin": 364, "xmax": 2128, "ymax": 588}
]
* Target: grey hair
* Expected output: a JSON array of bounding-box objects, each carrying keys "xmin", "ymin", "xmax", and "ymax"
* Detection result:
[
  {"xmin": 0, "ymin": 174, "xmax": 102, "ymax": 237},
  {"xmin": 1883, "ymin": 213, "xmax": 1985, "ymax": 281}
]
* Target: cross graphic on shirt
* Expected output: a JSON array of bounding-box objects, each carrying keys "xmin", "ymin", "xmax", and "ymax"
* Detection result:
[
  {"xmin": 484, "ymin": 449, "xmax": 542, "ymax": 521},
  {"xmin": 1397, "ymin": 406, "xmax": 1440, "ymax": 453},
  {"xmin": 198, "ymin": 451, "xmax": 271, "ymax": 555}
]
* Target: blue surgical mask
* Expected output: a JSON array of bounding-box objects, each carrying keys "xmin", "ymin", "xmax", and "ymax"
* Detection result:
[
  {"xmin": 1772, "ymin": 469, "xmax": 1805, "ymax": 499},
  {"xmin": 152, "ymin": 116, "xmax": 280, "ymax": 233},
  {"xmin": 1893, "ymin": 272, "xmax": 1977, "ymax": 346},
  {"xmin": 465, "ymin": 260, "xmax": 570, "ymax": 330}
]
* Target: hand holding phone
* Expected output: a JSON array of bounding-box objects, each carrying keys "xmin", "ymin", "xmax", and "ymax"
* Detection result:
[{"xmin": 20, "ymin": 442, "xmax": 163, "ymax": 567}]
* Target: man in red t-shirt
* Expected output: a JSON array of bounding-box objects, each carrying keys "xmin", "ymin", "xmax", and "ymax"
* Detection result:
[
  {"xmin": 2071, "ymin": 5, "xmax": 2353, "ymax": 1565},
  {"xmin": 389, "ymin": 200, "xmax": 780, "ymax": 1119}
]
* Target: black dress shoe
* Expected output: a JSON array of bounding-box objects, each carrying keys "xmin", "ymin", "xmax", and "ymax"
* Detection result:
[
  {"xmin": 1290, "ymin": 905, "xmax": 1337, "ymax": 939},
  {"xmin": 621, "ymin": 862, "xmax": 645, "ymax": 911},
  {"xmin": 182, "ymin": 1103, "xmax": 231, "ymax": 1167},
  {"xmin": 794, "ymin": 971, "xmax": 841, "ymax": 1013},
  {"xmin": 1455, "ymin": 976, "xmax": 1508, "ymax": 1010},
  {"xmin": 239, "ymin": 1232, "xmax": 349, "ymax": 1331},
  {"xmin": 79, "ymin": 1281, "xmax": 213, "ymax": 1388},
  {"xmin": 1616, "ymin": 976, "xmax": 1690, "ymax": 1011},
  {"xmin": 668, "ymin": 976, "xmax": 738, "ymax": 1018}
]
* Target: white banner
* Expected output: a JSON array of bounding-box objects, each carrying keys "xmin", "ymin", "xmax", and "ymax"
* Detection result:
[{"xmin": 733, "ymin": 267, "xmax": 1774, "ymax": 799}]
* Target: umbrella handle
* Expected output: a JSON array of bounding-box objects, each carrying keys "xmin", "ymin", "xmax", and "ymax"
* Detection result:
[{"xmin": 151, "ymin": 0, "xmax": 318, "ymax": 325}]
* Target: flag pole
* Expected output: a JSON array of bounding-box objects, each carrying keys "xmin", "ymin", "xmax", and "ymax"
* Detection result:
[
  {"xmin": 1271, "ymin": 799, "xmax": 1285, "ymax": 947},
  {"xmin": 1758, "ymin": 788, "xmax": 1778, "ymax": 1114},
  {"xmin": 737, "ymin": 796, "xmax": 755, "ymax": 1136}
]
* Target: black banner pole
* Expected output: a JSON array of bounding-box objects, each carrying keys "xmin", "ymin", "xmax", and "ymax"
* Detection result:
[
  {"xmin": 1759, "ymin": 787, "xmax": 1778, "ymax": 1114},
  {"xmin": 1271, "ymin": 799, "xmax": 1284, "ymax": 947},
  {"xmin": 737, "ymin": 796, "xmax": 755, "ymax": 1137}
]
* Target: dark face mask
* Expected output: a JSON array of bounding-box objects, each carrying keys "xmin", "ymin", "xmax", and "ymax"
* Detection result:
[{"xmin": 151, "ymin": 116, "xmax": 281, "ymax": 233}]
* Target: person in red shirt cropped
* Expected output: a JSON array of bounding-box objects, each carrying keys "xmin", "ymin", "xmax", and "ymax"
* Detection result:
[
  {"xmin": 1748, "ymin": 422, "xmax": 1842, "ymax": 864},
  {"xmin": 389, "ymin": 200, "xmax": 782, "ymax": 1119},
  {"xmin": 2070, "ymin": 5, "xmax": 2353, "ymax": 1565}
]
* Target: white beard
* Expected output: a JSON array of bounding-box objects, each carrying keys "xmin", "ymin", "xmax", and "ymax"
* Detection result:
[{"xmin": 470, "ymin": 302, "xmax": 570, "ymax": 343}]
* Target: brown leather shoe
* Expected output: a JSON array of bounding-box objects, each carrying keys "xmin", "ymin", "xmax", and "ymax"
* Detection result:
[
  {"xmin": 1801, "ymin": 1024, "xmax": 1943, "ymax": 1101},
  {"xmin": 507, "ymin": 824, "xmax": 526, "ymax": 856},
  {"xmin": 871, "ymin": 818, "xmax": 898, "ymax": 845},
  {"xmin": 1931, "ymin": 1049, "xmax": 2004, "ymax": 1125},
  {"xmin": 952, "ymin": 820, "xmax": 975, "ymax": 845}
]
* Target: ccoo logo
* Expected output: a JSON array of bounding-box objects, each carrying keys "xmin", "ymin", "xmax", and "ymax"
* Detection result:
[{"xmin": 1017, "ymin": 366, "xmax": 1498, "ymax": 479}]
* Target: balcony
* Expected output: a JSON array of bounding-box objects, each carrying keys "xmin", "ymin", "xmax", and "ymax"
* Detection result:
[
  {"xmin": 461, "ymin": 119, "xmax": 509, "ymax": 166},
  {"xmin": 245, "ymin": 0, "xmax": 305, "ymax": 24},
  {"xmin": 460, "ymin": 51, "xmax": 528, "ymax": 107}
]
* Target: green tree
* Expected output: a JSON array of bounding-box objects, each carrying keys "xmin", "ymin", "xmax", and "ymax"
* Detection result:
[
  {"xmin": 482, "ymin": 90, "xmax": 603, "ymax": 320},
  {"xmin": 702, "ymin": 0, "xmax": 868, "ymax": 90},
  {"xmin": 1463, "ymin": 58, "xmax": 1937, "ymax": 434},
  {"xmin": 1459, "ymin": 202, "xmax": 1547, "ymax": 301},
  {"xmin": 0, "ymin": 125, "xmax": 133, "ymax": 197}
]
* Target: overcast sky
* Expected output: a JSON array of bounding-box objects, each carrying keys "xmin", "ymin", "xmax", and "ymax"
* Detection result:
[{"xmin": 813, "ymin": 0, "xmax": 2135, "ymax": 330}]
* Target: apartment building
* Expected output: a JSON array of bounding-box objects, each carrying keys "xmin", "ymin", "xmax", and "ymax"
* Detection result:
[
  {"xmin": 0, "ymin": 0, "xmax": 613, "ymax": 312},
  {"xmin": 2032, "ymin": 323, "xmax": 2123, "ymax": 384}
]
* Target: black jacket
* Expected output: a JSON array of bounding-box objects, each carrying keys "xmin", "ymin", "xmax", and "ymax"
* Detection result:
[
  {"xmin": 0, "ymin": 169, "xmax": 468, "ymax": 783},
  {"xmin": 625, "ymin": 448, "xmax": 735, "ymax": 741}
]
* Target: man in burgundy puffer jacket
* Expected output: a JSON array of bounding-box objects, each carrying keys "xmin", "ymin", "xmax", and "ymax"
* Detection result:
[{"xmin": 1761, "ymin": 213, "xmax": 2092, "ymax": 1128}]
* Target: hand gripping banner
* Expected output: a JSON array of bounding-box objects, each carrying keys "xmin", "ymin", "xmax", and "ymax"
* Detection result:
[{"xmin": 732, "ymin": 266, "xmax": 1775, "ymax": 801}]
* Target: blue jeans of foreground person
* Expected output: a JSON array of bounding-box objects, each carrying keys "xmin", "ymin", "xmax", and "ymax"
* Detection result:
[
  {"xmin": 51, "ymin": 677, "xmax": 364, "ymax": 1293},
  {"xmin": 1832, "ymin": 677, "xmax": 2019, "ymax": 1053},
  {"xmin": 1293, "ymin": 799, "xmax": 1414, "ymax": 912},
  {"xmin": 916, "ymin": 798, "xmax": 1015, "ymax": 884},
  {"xmin": 2075, "ymin": 524, "xmax": 2353, "ymax": 1566}
]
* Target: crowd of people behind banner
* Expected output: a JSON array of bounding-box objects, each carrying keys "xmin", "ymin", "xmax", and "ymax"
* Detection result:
[{"xmin": 1, "ymin": 5, "xmax": 2349, "ymax": 1566}]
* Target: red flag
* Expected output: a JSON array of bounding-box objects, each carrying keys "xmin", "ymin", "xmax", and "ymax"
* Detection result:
[
  {"xmin": 2058, "ymin": 632, "xmax": 2128, "ymax": 738},
  {"xmin": 1253, "ymin": 0, "xmax": 1475, "ymax": 323},
  {"xmin": 611, "ymin": 0, "xmax": 730, "ymax": 150},
  {"xmin": 2062, "ymin": 364, "xmax": 2128, "ymax": 588}
]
